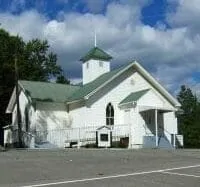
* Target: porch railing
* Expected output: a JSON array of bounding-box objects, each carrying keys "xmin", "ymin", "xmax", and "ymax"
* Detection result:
[
  {"xmin": 34, "ymin": 124, "xmax": 130, "ymax": 148},
  {"xmin": 12, "ymin": 129, "xmax": 35, "ymax": 147},
  {"xmin": 143, "ymin": 124, "xmax": 184, "ymax": 148}
]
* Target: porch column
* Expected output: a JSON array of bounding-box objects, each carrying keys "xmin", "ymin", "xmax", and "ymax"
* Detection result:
[{"xmin": 155, "ymin": 109, "xmax": 158, "ymax": 147}]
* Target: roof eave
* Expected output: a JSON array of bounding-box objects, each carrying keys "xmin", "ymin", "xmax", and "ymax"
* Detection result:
[
  {"xmin": 18, "ymin": 81, "xmax": 33, "ymax": 104},
  {"xmin": 66, "ymin": 98, "xmax": 84, "ymax": 105},
  {"xmin": 6, "ymin": 87, "xmax": 16, "ymax": 113},
  {"xmin": 133, "ymin": 61, "xmax": 181, "ymax": 108},
  {"xmin": 80, "ymin": 56, "xmax": 113, "ymax": 62},
  {"xmin": 118, "ymin": 101, "xmax": 135, "ymax": 107},
  {"xmin": 84, "ymin": 60, "xmax": 180, "ymax": 108},
  {"xmin": 84, "ymin": 62, "xmax": 135, "ymax": 100},
  {"xmin": 6, "ymin": 81, "xmax": 34, "ymax": 113}
]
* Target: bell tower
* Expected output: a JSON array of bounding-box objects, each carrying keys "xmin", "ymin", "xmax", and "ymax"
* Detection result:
[{"xmin": 80, "ymin": 47, "xmax": 113, "ymax": 85}]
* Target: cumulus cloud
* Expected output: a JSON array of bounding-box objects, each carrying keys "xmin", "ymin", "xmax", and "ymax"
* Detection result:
[
  {"xmin": 82, "ymin": 0, "xmax": 108, "ymax": 13},
  {"xmin": 0, "ymin": 0, "xmax": 199, "ymax": 95},
  {"xmin": 167, "ymin": 0, "xmax": 200, "ymax": 31}
]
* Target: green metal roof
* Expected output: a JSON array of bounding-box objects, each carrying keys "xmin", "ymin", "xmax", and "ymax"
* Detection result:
[
  {"xmin": 19, "ymin": 80, "xmax": 80, "ymax": 103},
  {"xmin": 119, "ymin": 89, "xmax": 150, "ymax": 105},
  {"xmin": 80, "ymin": 47, "xmax": 112, "ymax": 62},
  {"xmin": 67, "ymin": 62, "xmax": 131, "ymax": 102},
  {"xmin": 16, "ymin": 60, "xmax": 180, "ymax": 108},
  {"xmin": 19, "ymin": 61, "xmax": 134, "ymax": 104}
]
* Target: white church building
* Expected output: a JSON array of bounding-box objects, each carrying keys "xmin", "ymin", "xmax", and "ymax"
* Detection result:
[{"xmin": 4, "ymin": 46, "xmax": 183, "ymax": 149}]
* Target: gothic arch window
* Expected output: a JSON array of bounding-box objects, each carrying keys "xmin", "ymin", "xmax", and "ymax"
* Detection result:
[
  {"xmin": 106, "ymin": 103, "xmax": 114, "ymax": 125},
  {"xmin": 25, "ymin": 107, "xmax": 29, "ymax": 132}
]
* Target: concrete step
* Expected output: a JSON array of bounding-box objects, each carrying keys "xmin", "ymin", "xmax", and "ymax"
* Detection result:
[
  {"xmin": 158, "ymin": 137, "xmax": 173, "ymax": 149},
  {"xmin": 143, "ymin": 136, "xmax": 173, "ymax": 149}
]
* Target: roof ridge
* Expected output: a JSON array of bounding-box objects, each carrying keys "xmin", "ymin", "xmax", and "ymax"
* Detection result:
[
  {"xmin": 66, "ymin": 61, "xmax": 136, "ymax": 103},
  {"xmin": 19, "ymin": 80, "xmax": 80, "ymax": 87},
  {"xmin": 82, "ymin": 61, "xmax": 135, "ymax": 86}
]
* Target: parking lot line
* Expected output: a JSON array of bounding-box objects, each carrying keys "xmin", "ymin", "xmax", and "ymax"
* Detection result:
[
  {"xmin": 161, "ymin": 171, "xmax": 200, "ymax": 178},
  {"xmin": 20, "ymin": 164, "xmax": 200, "ymax": 187}
]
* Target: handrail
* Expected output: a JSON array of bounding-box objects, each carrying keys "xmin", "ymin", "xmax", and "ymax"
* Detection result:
[
  {"xmin": 142, "ymin": 124, "xmax": 154, "ymax": 135},
  {"xmin": 142, "ymin": 124, "xmax": 174, "ymax": 138},
  {"xmin": 159, "ymin": 126, "xmax": 173, "ymax": 136}
]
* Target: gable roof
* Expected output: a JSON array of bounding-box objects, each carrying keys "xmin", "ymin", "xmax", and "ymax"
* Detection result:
[
  {"xmin": 67, "ymin": 62, "xmax": 132, "ymax": 103},
  {"xmin": 97, "ymin": 126, "xmax": 111, "ymax": 130},
  {"xmin": 19, "ymin": 80, "xmax": 80, "ymax": 103},
  {"xmin": 132, "ymin": 62, "xmax": 181, "ymax": 107},
  {"xmin": 6, "ymin": 81, "xmax": 80, "ymax": 113},
  {"xmin": 67, "ymin": 61, "xmax": 180, "ymax": 108},
  {"xmin": 119, "ymin": 89, "xmax": 150, "ymax": 105},
  {"xmin": 80, "ymin": 47, "xmax": 113, "ymax": 62},
  {"xmin": 6, "ymin": 60, "xmax": 181, "ymax": 113}
]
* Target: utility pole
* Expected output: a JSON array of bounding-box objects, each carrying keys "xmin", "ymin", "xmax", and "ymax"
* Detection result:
[{"xmin": 15, "ymin": 56, "xmax": 22, "ymax": 147}]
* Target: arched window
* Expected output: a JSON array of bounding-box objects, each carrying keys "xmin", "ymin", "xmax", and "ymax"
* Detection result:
[
  {"xmin": 106, "ymin": 103, "xmax": 114, "ymax": 125},
  {"xmin": 25, "ymin": 107, "xmax": 29, "ymax": 132}
]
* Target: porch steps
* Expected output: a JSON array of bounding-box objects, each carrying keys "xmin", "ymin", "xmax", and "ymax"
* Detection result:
[
  {"xmin": 143, "ymin": 136, "xmax": 173, "ymax": 149},
  {"xmin": 143, "ymin": 136, "xmax": 156, "ymax": 148},
  {"xmin": 158, "ymin": 136, "xmax": 174, "ymax": 149}
]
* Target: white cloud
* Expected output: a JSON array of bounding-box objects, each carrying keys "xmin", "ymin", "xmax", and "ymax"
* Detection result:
[
  {"xmin": 174, "ymin": 77, "xmax": 200, "ymax": 98},
  {"xmin": 82, "ymin": 0, "xmax": 107, "ymax": 13},
  {"xmin": 167, "ymin": 0, "xmax": 200, "ymax": 31},
  {"xmin": 0, "ymin": 1, "xmax": 199, "ymax": 94},
  {"xmin": 0, "ymin": 10, "xmax": 46, "ymax": 40}
]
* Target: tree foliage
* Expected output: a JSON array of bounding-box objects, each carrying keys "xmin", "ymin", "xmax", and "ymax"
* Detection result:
[
  {"xmin": 22, "ymin": 39, "xmax": 62, "ymax": 81},
  {"xmin": 177, "ymin": 85, "xmax": 200, "ymax": 148},
  {"xmin": 0, "ymin": 29, "xmax": 69, "ymax": 134},
  {"xmin": 56, "ymin": 75, "xmax": 70, "ymax": 84}
]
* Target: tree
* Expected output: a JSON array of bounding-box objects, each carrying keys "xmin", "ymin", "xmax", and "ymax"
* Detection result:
[
  {"xmin": 177, "ymin": 85, "xmax": 200, "ymax": 148},
  {"xmin": 21, "ymin": 39, "xmax": 62, "ymax": 81},
  {"xmin": 56, "ymin": 75, "xmax": 70, "ymax": 84},
  {"xmin": 0, "ymin": 29, "xmax": 69, "ymax": 145}
]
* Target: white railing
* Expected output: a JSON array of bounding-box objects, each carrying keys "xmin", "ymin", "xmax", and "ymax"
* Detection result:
[
  {"xmin": 143, "ymin": 124, "xmax": 154, "ymax": 136},
  {"xmin": 143, "ymin": 124, "xmax": 184, "ymax": 148},
  {"xmin": 35, "ymin": 124, "xmax": 130, "ymax": 148}
]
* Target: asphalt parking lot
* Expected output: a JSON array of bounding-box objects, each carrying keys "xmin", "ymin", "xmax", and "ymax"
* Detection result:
[{"xmin": 0, "ymin": 149, "xmax": 200, "ymax": 187}]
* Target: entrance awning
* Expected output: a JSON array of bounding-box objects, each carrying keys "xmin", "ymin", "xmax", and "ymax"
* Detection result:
[
  {"xmin": 119, "ymin": 89, "xmax": 150, "ymax": 107},
  {"xmin": 138, "ymin": 105, "xmax": 176, "ymax": 112}
]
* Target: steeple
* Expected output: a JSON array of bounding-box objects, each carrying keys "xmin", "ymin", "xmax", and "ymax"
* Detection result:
[
  {"xmin": 80, "ymin": 47, "xmax": 112, "ymax": 62},
  {"xmin": 80, "ymin": 47, "xmax": 113, "ymax": 85}
]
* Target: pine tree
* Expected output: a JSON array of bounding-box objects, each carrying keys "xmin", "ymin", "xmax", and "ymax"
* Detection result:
[{"xmin": 177, "ymin": 85, "xmax": 200, "ymax": 148}]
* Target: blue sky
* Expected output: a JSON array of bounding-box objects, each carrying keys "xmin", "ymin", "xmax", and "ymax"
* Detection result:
[
  {"xmin": 0, "ymin": 0, "xmax": 199, "ymax": 95},
  {"xmin": 0, "ymin": 0, "xmax": 170, "ymax": 24}
]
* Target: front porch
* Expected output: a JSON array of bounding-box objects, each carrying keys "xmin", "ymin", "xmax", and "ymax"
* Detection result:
[
  {"xmin": 140, "ymin": 107, "xmax": 174, "ymax": 148},
  {"xmin": 127, "ymin": 105, "xmax": 183, "ymax": 149},
  {"xmin": 118, "ymin": 88, "xmax": 183, "ymax": 149}
]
